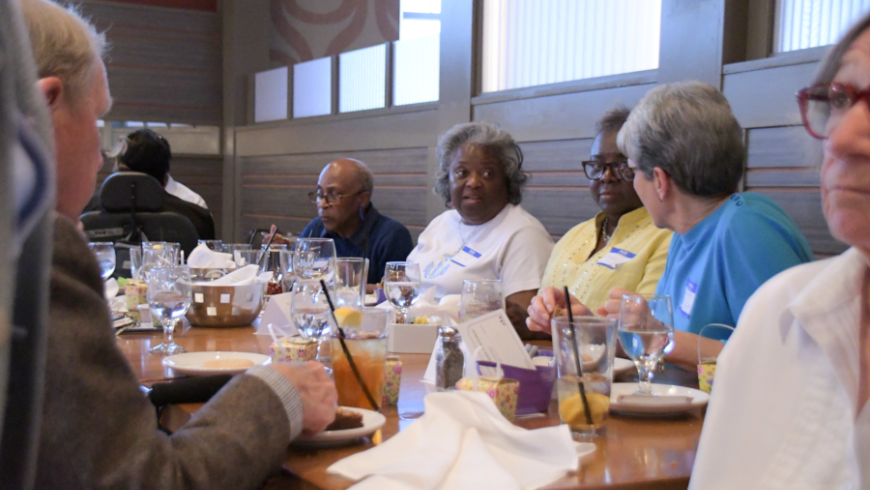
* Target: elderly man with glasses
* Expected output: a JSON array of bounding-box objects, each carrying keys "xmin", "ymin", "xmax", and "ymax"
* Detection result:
[{"xmin": 300, "ymin": 158, "xmax": 414, "ymax": 287}]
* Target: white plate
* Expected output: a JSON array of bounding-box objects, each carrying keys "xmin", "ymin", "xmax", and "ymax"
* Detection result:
[
  {"xmin": 364, "ymin": 293, "xmax": 378, "ymax": 306},
  {"xmin": 162, "ymin": 351, "xmax": 270, "ymax": 376},
  {"xmin": 609, "ymin": 382, "xmax": 709, "ymax": 415},
  {"xmin": 293, "ymin": 407, "xmax": 386, "ymax": 447},
  {"xmin": 613, "ymin": 358, "xmax": 636, "ymax": 376}
]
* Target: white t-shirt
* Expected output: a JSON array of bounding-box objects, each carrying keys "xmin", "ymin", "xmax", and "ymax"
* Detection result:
[
  {"xmin": 690, "ymin": 247, "xmax": 870, "ymax": 489},
  {"xmin": 165, "ymin": 175, "xmax": 208, "ymax": 209},
  {"xmin": 407, "ymin": 204, "xmax": 554, "ymax": 299}
]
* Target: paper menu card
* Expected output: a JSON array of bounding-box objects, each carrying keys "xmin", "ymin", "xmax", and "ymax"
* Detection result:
[
  {"xmin": 423, "ymin": 309, "xmax": 534, "ymax": 382},
  {"xmin": 255, "ymin": 292, "xmax": 299, "ymax": 338}
]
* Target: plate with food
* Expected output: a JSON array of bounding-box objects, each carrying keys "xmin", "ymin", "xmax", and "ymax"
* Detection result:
[
  {"xmin": 162, "ymin": 351, "xmax": 270, "ymax": 376},
  {"xmin": 613, "ymin": 357, "xmax": 636, "ymax": 376},
  {"xmin": 293, "ymin": 407, "xmax": 387, "ymax": 447}
]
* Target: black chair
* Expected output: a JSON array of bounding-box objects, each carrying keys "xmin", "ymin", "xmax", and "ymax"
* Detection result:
[{"xmin": 81, "ymin": 172, "xmax": 199, "ymax": 277}]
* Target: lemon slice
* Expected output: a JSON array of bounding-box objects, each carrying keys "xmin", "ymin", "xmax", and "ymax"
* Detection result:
[
  {"xmin": 334, "ymin": 307, "xmax": 363, "ymax": 328},
  {"xmin": 559, "ymin": 392, "xmax": 610, "ymax": 425}
]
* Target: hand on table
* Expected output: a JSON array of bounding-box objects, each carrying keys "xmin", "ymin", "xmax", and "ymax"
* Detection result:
[
  {"xmin": 525, "ymin": 287, "xmax": 592, "ymax": 335},
  {"xmin": 269, "ymin": 361, "xmax": 337, "ymax": 437}
]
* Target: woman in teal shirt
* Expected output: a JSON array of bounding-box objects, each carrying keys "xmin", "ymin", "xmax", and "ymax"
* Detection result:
[{"xmin": 528, "ymin": 81, "xmax": 813, "ymax": 370}]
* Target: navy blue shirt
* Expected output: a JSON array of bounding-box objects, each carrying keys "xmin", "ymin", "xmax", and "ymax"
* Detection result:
[{"xmin": 300, "ymin": 204, "xmax": 414, "ymax": 284}]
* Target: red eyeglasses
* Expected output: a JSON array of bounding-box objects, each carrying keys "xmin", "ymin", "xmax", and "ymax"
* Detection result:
[{"xmin": 797, "ymin": 82, "xmax": 870, "ymax": 139}]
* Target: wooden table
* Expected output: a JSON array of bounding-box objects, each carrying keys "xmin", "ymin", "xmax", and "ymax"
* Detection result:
[{"xmin": 119, "ymin": 326, "xmax": 704, "ymax": 490}]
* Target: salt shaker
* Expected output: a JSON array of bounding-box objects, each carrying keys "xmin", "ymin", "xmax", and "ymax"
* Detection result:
[{"xmin": 435, "ymin": 326, "xmax": 464, "ymax": 391}]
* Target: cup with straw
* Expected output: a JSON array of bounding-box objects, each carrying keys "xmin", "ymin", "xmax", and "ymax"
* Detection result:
[{"xmin": 552, "ymin": 286, "xmax": 616, "ymax": 437}]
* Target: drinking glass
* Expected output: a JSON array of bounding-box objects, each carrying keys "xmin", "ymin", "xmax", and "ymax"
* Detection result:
[
  {"xmin": 335, "ymin": 258, "xmax": 368, "ymax": 308},
  {"xmin": 278, "ymin": 249, "xmax": 296, "ymax": 293},
  {"xmin": 331, "ymin": 308, "xmax": 389, "ymax": 410},
  {"xmin": 553, "ymin": 316, "xmax": 616, "ymax": 437},
  {"xmin": 198, "ymin": 239, "xmax": 223, "ymax": 251},
  {"xmin": 88, "ymin": 242, "xmax": 116, "ymax": 280},
  {"xmin": 458, "ymin": 279, "xmax": 504, "ymax": 321},
  {"xmin": 289, "ymin": 281, "xmax": 331, "ymax": 361},
  {"xmin": 129, "ymin": 247, "xmax": 142, "ymax": 279},
  {"xmin": 221, "ymin": 243, "xmax": 252, "ymax": 255},
  {"xmin": 617, "ymin": 294, "xmax": 674, "ymax": 395},
  {"xmin": 147, "ymin": 266, "xmax": 192, "ymax": 355},
  {"xmin": 383, "ymin": 262, "xmax": 421, "ymax": 323},
  {"xmin": 293, "ymin": 238, "xmax": 337, "ymax": 283},
  {"xmin": 137, "ymin": 242, "xmax": 180, "ymax": 281}
]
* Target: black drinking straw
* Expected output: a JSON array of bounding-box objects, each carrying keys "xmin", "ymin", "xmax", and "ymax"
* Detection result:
[
  {"xmin": 564, "ymin": 286, "xmax": 593, "ymax": 426},
  {"xmin": 320, "ymin": 279, "xmax": 380, "ymax": 411}
]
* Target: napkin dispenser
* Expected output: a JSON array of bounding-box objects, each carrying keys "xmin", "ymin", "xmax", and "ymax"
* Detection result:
[{"xmin": 476, "ymin": 355, "xmax": 556, "ymax": 416}]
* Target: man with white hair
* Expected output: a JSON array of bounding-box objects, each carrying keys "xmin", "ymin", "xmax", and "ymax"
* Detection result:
[{"xmin": 20, "ymin": 1, "xmax": 337, "ymax": 488}]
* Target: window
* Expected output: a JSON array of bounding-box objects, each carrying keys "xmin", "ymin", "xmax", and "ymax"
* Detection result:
[
  {"xmin": 400, "ymin": 0, "xmax": 440, "ymax": 41},
  {"xmin": 393, "ymin": 34, "xmax": 440, "ymax": 106},
  {"xmin": 293, "ymin": 57, "xmax": 333, "ymax": 118},
  {"xmin": 254, "ymin": 67, "xmax": 288, "ymax": 123},
  {"xmin": 482, "ymin": 0, "xmax": 661, "ymax": 93},
  {"xmin": 339, "ymin": 45, "xmax": 387, "ymax": 113},
  {"xmin": 774, "ymin": 0, "xmax": 870, "ymax": 53}
]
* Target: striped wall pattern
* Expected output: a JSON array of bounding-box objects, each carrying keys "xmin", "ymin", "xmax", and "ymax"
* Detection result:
[{"xmin": 80, "ymin": 0, "xmax": 222, "ymax": 125}]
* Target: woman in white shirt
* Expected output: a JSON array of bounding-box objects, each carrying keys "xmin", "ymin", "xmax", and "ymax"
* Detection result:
[
  {"xmin": 689, "ymin": 12, "xmax": 870, "ymax": 488},
  {"xmin": 406, "ymin": 122, "xmax": 554, "ymax": 311}
]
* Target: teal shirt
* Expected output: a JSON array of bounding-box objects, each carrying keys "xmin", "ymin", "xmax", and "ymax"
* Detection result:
[{"xmin": 655, "ymin": 192, "xmax": 813, "ymax": 338}]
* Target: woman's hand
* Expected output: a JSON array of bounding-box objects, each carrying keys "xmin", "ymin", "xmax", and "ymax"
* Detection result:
[
  {"xmin": 526, "ymin": 287, "xmax": 592, "ymax": 334},
  {"xmin": 596, "ymin": 287, "xmax": 634, "ymax": 319}
]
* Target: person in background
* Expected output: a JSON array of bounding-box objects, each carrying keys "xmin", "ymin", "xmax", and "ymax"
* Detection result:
[
  {"xmin": 296, "ymin": 158, "xmax": 414, "ymax": 288},
  {"xmin": 22, "ymin": 1, "xmax": 336, "ymax": 488},
  {"xmin": 690, "ymin": 13, "xmax": 870, "ymax": 487},
  {"xmin": 407, "ymin": 122, "xmax": 554, "ymax": 312},
  {"xmin": 528, "ymin": 81, "xmax": 814, "ymax": 370},
  {"xmin": 525, "ymin": 105, "xmax": 671, "ymax": 338},
  {"xmin": 110, "ymin": 128, "xmax": 216, "ymax": 239}
]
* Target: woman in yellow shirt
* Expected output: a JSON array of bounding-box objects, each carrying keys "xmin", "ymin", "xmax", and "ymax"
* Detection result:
[{"xmin": 537, "ymin": 105, "xmax": 672, "ymax": 312}]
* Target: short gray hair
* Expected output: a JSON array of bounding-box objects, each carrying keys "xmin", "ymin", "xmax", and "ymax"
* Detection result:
[
  {"xmin": 434, "ymin": 122, "xmax": 528, "ymax": 206},
  {"xmin": 21, "ymin": 0, "xmax": 107, "ymax": 106},
  {"xmin": 617, "ymin": 81, "xmax": 744, "ymax": 198}
]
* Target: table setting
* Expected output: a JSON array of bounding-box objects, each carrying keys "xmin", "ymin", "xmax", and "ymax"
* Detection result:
[{"xmin": 96, "ymin": 236, "xmax": 709, "ymax": 490}]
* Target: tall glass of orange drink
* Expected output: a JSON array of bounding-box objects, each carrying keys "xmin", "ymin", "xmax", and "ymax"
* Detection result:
[{"xmin": 331, "ymin": 307, "xmax": 389, "ymax": 410}]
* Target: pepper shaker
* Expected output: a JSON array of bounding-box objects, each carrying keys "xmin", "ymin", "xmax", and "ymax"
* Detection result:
[{"xmin": 435, "ymin": 326, "xmax": 464, "ymax": 391}]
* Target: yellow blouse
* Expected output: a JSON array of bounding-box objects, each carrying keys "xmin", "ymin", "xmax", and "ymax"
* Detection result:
[{"xmin": 540, "ymin": 207, "xmax": 672, "ymax": 312}]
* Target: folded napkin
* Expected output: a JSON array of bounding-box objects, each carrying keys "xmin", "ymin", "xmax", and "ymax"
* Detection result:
[
  {"xmin": 379, "ymin": 287, "xmax": 461, "ymax": 323},
  {"xmin": 327, "ymin": 391, "xmax": 579, "ymax": 490},
  {"xmin": 104, "ymin": 277, "xmax": 119, "ymax": 301},
  {"xmin": 201, "ymin": 265, "xmax": 272, "ymax": 286},
  {"xmin": 187, "ymin": 243, "xmax": 236, "ymax": 269}
]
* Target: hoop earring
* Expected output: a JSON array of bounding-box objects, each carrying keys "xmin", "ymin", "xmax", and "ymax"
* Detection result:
[{"xmin": 359, "ymin": 205, "xmax": 365, "ymax": 220}]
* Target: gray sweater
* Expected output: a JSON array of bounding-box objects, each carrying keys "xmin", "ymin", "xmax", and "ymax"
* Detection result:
[{"xmin": 36, "ymin": 217, "xmax": 292, "ymax": 489}]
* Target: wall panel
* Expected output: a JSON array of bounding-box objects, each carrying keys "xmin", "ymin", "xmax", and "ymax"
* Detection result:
[{"xmin": 81, "ymin": 0, "xmax": 222, "ymax": 125}]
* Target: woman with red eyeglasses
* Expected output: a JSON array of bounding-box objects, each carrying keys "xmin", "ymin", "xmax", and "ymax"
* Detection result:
[{"xmin": 691, "ymin": 14, "xmax": 870, "ymax": 488}]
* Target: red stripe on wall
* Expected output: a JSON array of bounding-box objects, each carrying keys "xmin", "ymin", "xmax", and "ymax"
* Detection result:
[{"xmin": 98, "ymin": 0, "xmax": 217, "ymax": 12}]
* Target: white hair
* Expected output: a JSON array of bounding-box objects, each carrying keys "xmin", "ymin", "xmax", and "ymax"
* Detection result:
[{"xmin": 20, "ymin": 0, "xmax": 107, "ymax": 106}]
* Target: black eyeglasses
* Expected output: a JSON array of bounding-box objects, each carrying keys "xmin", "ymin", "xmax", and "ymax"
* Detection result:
[
  {"xmin": 581, "ymin": 160, "xmax": 634, "ymax": 181},
  {"xmin": 797, "ymin": 82, "xmax": 870, "ymax": 139},
  {"xmin": 307, "ymin": 189, "xmax": 364, "ymax": 205}
]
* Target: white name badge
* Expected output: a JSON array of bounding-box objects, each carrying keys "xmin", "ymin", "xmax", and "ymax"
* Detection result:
[
  {"xmin": 450, "ymin": 246, "xmax": 482, "ymax": 268},
  {"xmin": 597, "ymin": 247, "xmax": 637, "ymax": 270},
  {"xmin": 679, "ymin": 280, "xmax": 698, "ymax": 317}
]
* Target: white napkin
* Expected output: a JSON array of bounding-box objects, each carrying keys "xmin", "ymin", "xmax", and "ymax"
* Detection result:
[
  {"xmin": 187, "ymin": 243, "xmax": 235, "ymax": 269},
  {"xmin": 104, "ymin": 277, "xmax": 119, "ymax": 300},
  {"xmin": 379, "ymin": 287, "xmax": 461, "ymax": 323},
  {"xmin": 327, "ymin": 391, "xmax": 580, "ymax": 490},
  {"xmin": 201, "ymin": 265, "xmax": 272, "ymax": 286}
]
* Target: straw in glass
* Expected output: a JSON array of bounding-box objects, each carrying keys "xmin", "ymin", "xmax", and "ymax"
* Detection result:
[
  {"xmin": 564, "ymin": 286, "xmax": 593, "ymax": 426},
  {"xmin": 320, "ymin": 279, "xmax": 380, "ymax": 411}
]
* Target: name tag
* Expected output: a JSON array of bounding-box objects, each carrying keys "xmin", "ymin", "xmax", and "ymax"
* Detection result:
[
  {"xmin": 679, "ymin": 280, "xmax": 698, "ymax": 317},
  {"xmin": 597, "ymin": 247, "xmax": 637, "ymax": 270},
  {"xmin": 450, "ymin": 246, "xmax": 482, "ymax": 268}
]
